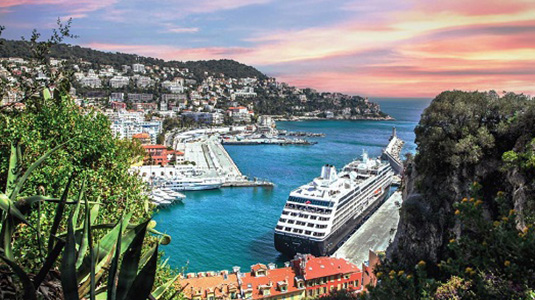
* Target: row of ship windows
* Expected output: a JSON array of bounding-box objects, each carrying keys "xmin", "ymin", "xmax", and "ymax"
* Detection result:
[
  {"xmin": 281, "ymin": 211, "xmax": 330, "ymax": 221},
  {"xmin": 279, "ymin": 218, "xmax": 328, "ymax": 228},
  {"xmin": 284, "ymin": 204, "xmax": 332, "ymax": 215},
  {"xmin": 287, "ymin": 196, "xmax": 335, "ymax": 208},
  {"xmin": 276, "ymin": 225, "xmax": 326, "ymax": 237}
]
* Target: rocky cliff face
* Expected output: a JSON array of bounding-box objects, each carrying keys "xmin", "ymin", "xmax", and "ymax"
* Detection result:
[{"xmin": 386, "ymin": 91, "xmax": 535, "ymax": 268}]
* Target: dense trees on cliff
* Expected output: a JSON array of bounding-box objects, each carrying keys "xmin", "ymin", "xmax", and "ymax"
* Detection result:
[{"xmin": 364, "ymin": 91, "xmax": 535, "ymax": 299}]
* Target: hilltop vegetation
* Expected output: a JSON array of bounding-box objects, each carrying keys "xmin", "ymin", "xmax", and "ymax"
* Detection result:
[
  {"xmin": 363, "ymin": 91, "xmax": 535, "ymax": 299},
  {"xmin": 0, "ymin": 39, "xmax": 266, "ymax": 80}
]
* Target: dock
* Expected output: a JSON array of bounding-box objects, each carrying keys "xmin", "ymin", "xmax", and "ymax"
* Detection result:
[
  {"xmin": 183, "ymin": 136, "xmax": 274, "ymax": 187},
  {"xmin": 333, "ymin": 191, "xmax": 402, "ymax": 265},
  {"xmin": 222, "ymin": 180, "xmax": 274, "ymax": 187}
]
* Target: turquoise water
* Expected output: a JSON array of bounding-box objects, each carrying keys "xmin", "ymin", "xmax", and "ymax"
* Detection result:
[{"xmin": 153, "ymin": 99, "xmax": 432, "ymax": 272}]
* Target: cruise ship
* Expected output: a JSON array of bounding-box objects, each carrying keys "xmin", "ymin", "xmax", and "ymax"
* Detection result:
[{"xmin": 274, "ymin": 151, "xmax": 394, "ymax": 257}]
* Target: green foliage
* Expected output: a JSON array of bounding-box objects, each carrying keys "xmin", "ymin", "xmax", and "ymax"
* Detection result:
[
  {"xmin": 367, "ymin": 90, "xmax": 535, "ymax": 299},
  {"xmin": 1, "ymin": 23, "xmax": 180, "ymax": 299},
  {"xmin": 366, "ymin": 188, "xmax": 535, "ymax": 299}
]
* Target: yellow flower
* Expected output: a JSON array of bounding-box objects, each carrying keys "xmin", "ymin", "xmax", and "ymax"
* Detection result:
[
  {"xmin": 502, "ymin": 216, "xmax": 509, "ymax": 222},
  {"xmin": 493, "ymin": 221, "xmax": 501, "ymax": 227},
  {"xmin": 398, "ymin": 270, "xmax": 404, "ymax": 276},
  {"xmin": 509, "ymin": 209, "xmax": 516, "ymax": 216},
  {"xmin": 504, "ymin": 260, "xmax": 511, "ymax": 267},
  {"xmin": 417, "ymin": 260, "xmax": 426, "ymax": 268},
  {"xmin": 455, "ymin": 210, "xmax": 460, "ymax": 215},
  {"xmin": 407, "ymin": 275, "xmax": 413, "ymax": 279},
  {"xmin": 469, "ymin": 198, "xmax": 475, "ymax": 202},
  {"xmin": 523, "ymin": 227, "xmax": 529, "ymax": 233},
  {"xmin": 465, "ymin": 267, "xmax": 473, "ymax": 274},
  {"xmin": 449, "ymin": 239, "xmax": 456, "ymax": 244},
  {"xmin": 437, "ymin": 263, "xmax": 442, "ymax": 268},
  {"xmin": 389, "ymin": 270, "xmax": 396, "ymax": 276},
  {"xmin": 497, "ymin": 191, "xmax": 504, "ymax": 197},
  {"xmin": 462, "ymin": 197, "xmax": 468, "ymax": 203},
  {"xmin": 475, "ymin": 200, "xmax": 483, "ymax": 207},
  {"xmin": 376, "ymin": 272, "xmax": 383, "ymax": 278}
]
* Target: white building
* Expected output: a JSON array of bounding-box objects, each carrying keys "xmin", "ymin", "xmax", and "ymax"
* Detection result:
[
  {"xmin": 109, "ymin": 111, "xmax": 162, "ymax": 144},
  {"xmin": 109, "ymin": 76, "xmax": 130, "ymax": 88},
  {"xmin": 231, "ymin": 87, "xmax": 257, "ymax": 99},
  {"xmin": 80, "ymin": 75, "xmax": 101, "ymax": 88},
  {"xmin": 132, "ymin": 63, "xmax": 145, "ymax": 73}
]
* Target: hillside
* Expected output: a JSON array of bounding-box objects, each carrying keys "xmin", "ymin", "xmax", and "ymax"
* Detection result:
[{"xmin": 0, "ymin": 39, "xmax": 267, "ymax": 80}]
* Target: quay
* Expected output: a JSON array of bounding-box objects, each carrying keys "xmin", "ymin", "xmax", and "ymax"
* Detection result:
[
  {"xmin": 222, "ymin": 180, "xmax": 274, "ymax": 187},
  {"xmin": 333, "ymin": 190, "xmax": 402, "ymax": 265},
  {"xmin": 182, "ymin": 136, "xmax": 274, "ymax": 187}
]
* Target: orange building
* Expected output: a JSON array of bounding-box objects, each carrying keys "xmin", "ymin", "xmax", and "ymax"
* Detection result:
[
  {"xmin": 133, "ymin": 133, "xmax": 151, "ymax": 144},
  {"xmin": 240, "ymin": 263, "xmax": 305, "ymax": 300},
  {"xmin": 291, "ymin": 255, "xmax": 363, "ymax": 298},
  {"xmin": 142, "ymin": 145, "xmax": 169, "ymax": 166},
  {"xmin": 180, "ymin": 271, "xmax": 239, "ymax": 300},
  {"xmin": 179, "ymin": 252, "xmax": 380, "ymax": 300}
]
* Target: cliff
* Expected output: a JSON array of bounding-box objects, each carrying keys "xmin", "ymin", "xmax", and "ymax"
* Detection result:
[{"xmin": 387, "ymin": 90, "xmax": 535, "ymax": 267}]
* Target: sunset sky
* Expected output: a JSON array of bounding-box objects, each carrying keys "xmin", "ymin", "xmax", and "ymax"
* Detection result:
[{"xmin": 1, "ymin": 0, "xmax": 534, "ymax": 98}]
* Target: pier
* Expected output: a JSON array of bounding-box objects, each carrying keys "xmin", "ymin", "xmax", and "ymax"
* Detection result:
[
  {"xmin": 183, "ymin": 136, "xmax": 274, "ymax": 187},
  {"xmin": 333, "ymin": 191, "xmax": 402, "ymax": 265}
]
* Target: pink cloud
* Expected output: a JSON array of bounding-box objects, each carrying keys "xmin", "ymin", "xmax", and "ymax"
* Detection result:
[{"xmin": 410, "ymin": 0, "xmax": 535, "ymax": 16}]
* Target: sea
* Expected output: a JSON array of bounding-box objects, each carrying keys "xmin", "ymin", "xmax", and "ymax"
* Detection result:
[{"xmin": 153, "ymin": 98, "xmax": 432, "ymax": 272}]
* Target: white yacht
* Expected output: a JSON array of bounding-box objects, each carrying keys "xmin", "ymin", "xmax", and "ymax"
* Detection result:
[
  {"xmin": 161, "ymin": 177, "xmax": 223, "ymax": 191},
  {"xmin": 274, "ymin": 151, "xmax": 394, "ymax": 257}
]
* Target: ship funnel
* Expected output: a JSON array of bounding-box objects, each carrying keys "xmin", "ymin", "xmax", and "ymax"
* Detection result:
[{"xmin": 362, "ymin": 150, "xmax": 369, "ymax": 163}]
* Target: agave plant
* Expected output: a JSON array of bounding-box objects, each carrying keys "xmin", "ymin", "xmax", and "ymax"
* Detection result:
[{"xmin": 0, "ymin": 142, "xmax": 178, "ymax": 299}]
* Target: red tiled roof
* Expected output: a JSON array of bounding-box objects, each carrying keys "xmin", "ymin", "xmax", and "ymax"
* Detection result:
[
  {"xmin": 251, "ymin": 264, "xmax": 267, "ymax": 272},
  {"xmin": 180, "ymin": 273, "xmax": 238, "ymax": 299},
  {"xmin": 133, "ymin": 133, "xmax": 150, "ymax": 139},
  {"xmin": 299, "ymin": 255, "xmax": 360, "ymax": 280},
  {"xmin": 142, "ymin": 145, "xmax": 167, "ymax": 149},
  {"xmin": 241, "ymin": 267, "xmax": 300, "ymax": 299}
]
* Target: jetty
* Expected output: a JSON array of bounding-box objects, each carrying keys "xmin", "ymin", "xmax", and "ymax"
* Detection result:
[
  {"xmin": 221, "ymin": 138, "xmax": 316, "ymax": 145},
  {"xmin": 184, "ymin": 136, "xmax": 274, "ymax": 188}
]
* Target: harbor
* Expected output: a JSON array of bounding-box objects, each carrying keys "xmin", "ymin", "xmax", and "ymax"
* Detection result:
[{"xmin": 151, "ymin": 99, "xmax": 428, "ymax": 272}]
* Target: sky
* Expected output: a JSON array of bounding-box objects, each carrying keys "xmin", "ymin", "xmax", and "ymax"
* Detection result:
[{"xmin": 1, "ymin": 0, "xmax": 534, "ymax": 98}]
